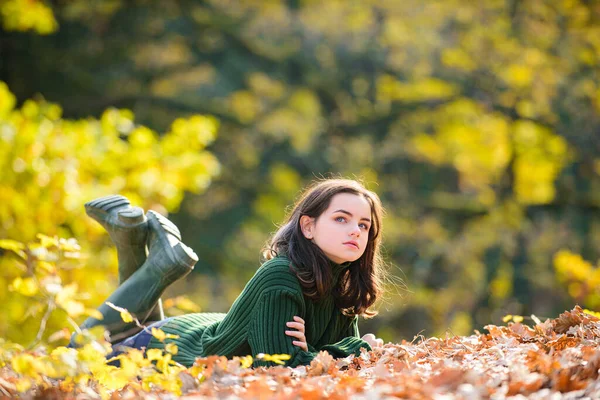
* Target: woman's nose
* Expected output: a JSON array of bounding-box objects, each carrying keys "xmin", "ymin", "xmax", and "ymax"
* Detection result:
[{"xmin": 350, "ymin": 225, "xmax": 361, "ymax": 236}]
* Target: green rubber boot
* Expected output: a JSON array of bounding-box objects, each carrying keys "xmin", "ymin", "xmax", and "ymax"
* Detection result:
[
  {"xmin": 85, "ymin": 195, "xmax": 172, "ymax": 322},
  {"xmin": 80, "ymin": 210, "xmax": 197, "ymax": 342},
  {"xmin": 85, "ymin": 195, "xmax": 148, "ymax": 283}
]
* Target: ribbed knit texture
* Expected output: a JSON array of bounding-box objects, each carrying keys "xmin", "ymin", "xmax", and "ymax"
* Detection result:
[{"xmin": 146, "ymin": 255, "xmax": 372, "ymax": 367}]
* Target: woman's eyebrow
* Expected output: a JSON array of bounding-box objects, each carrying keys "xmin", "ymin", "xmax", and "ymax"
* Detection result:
[{"xmin": 333, "ymin": 209, "xmax": 371, "ymax": 222}]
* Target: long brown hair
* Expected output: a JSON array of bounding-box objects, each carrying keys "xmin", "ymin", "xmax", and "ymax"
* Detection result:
[{"xmin": 263, "ymin": 178, "xmax": 384, "ymax": 318}]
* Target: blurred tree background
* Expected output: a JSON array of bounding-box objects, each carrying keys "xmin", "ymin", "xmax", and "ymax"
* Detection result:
[{"xmin": 1, "ymin": 0, "xmax": 600, "ymax": 346}]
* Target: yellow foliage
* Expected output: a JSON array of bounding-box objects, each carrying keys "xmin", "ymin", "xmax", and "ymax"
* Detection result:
[
  {"xmin": 1, "ymin": 336, "xmax": 285, "ymax": 396},
  {"xmin": 502, "ymin": 64, "xmax": 534, "ymax": 88},
  {"xmin": 255, "ymin": 353, "xmax": 291, "ymax": 365},
  {"xmin": 408, "ymin": 100, "xmax": 572, "ymax": 206},
  {"xmin": 513, "ymin": 315, "xmax": 524, "ymax": 323},
  {"xmin": 106, "ymin": 302, "xmax": 134, "ymax": 324},
  {"xmin": 408, "ymin": 99, "xmax": 512, "ymax": 198},
  {"xmin": 490, "ymin": 263, "xmax": 513, "ymax": 301},
  {"xmin": 9, "ymin": 277, "xmax": 38, "ymax": 297},
  {"xmin": 554, "ymin": 250, "xmax": 600, "ymax": 308},
  {"xmin": 0, "ymin": 82, "xmax": 219, "ymax": 344},
  {"xmin": 377, "ymin": 75, "xmax": 458, "ymax": 103},
  {"xmin": 230, "ymin": 90, "xmax": 262, "ymax": 123},
  {"xmin": 0, "ymin": 0, "xmax": 58, "ymax": 34},
  {"xmin": 0, "ymin": 239, "xmax": 26, "ymax": 259},
  {"xmin": 248, "ymin": 72, "xmax": 286, "ymax": 100},
  {"xmin": 583, "ymin": 309, "xmax": 600, "ymax": 319},
  {"xmin": 257, "ymin": 89, "xmax": 323, "ymax": 153},
  {"xmin": 165, "ymin": 343, "xmax": 178, "ymax": 355},
  {"xmin": 502, "ymin": 315, "xmax": 524, "ymax": 323},
  {"xmin": 151, "ymin": 327, "xmax": 167, "ymax": 342}
]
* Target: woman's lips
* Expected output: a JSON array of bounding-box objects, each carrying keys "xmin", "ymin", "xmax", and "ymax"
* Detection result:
[{"xmin": 344, "ymin": 241, "xmax": 359, "ymax": 249}]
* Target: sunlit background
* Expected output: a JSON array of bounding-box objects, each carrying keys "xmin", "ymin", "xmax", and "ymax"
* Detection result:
[{"xmin": 1, "ymin": 0, "xmax": 600, "ymax": 347}]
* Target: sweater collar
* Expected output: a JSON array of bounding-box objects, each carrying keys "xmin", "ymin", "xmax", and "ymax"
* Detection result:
[{"xmin": 330, "ymin": 260, "xmax": 352, "ymax": 282}]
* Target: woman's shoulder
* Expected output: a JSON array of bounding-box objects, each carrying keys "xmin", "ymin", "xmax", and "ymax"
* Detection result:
[{"xmin": 251, "ymin": 255, "xmax": 302, "ymax": 291}]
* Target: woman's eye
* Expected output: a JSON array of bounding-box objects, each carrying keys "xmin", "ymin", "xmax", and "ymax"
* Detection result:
[
  {"xmin": 335, "ymin": 216, "xmax": 346, "ymax": 222},
  {"xmin": 360, "ymin": 224, "xmax": 369, "ymax": 230}
]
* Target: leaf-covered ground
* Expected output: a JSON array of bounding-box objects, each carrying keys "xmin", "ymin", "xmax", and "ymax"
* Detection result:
[{"xmin": 2, "ymin": 306, "xmax": 600, "ymax": 399}]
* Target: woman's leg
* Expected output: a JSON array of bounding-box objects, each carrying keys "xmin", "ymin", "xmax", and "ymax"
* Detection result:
[
  {"xmin": 85, "ymin": 195, "xmax": 172, "ymax": 322},
  {"xmin": 78, "ymin": 210, "xmax": 197, "ymax": 343}
]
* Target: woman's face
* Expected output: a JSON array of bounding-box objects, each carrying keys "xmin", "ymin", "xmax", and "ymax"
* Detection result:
[{"xmin": 300, "ymin": 193, "xmax": 372, "ymax": 264}]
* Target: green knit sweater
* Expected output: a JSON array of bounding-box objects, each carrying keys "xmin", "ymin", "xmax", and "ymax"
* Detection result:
[{"xmin": 146, "ymin": 255, "xmax": 372, "ymax": 367}]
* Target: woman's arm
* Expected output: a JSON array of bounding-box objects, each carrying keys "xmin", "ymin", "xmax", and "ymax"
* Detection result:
[
  {"xmin": 288, "ymin": 314, "xmax": 382, "ymax": 357},
  {"xmin": 248, "ymin": 289, "xmax": 317, "ymax": 367}
]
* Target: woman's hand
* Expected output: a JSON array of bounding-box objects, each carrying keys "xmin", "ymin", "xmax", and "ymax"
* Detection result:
[
  {"xmin": 361, "ymin": 333, "xmax": 384, "ymax": 348},
  {"xmin": 285, "ymin": 316, "xmax": 307, "ymax": 351}
]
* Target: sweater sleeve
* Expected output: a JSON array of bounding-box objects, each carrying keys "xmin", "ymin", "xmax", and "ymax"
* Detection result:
[
  {"xmin": 318, "ymin": 315, "xmax": 372, "ymax": 358},
  {"xmin": 248, "ymin": 289, "xmax": 317, "ymax": 368}
]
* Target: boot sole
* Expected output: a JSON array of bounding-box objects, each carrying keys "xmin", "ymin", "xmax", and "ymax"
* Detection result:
[
  {"xmin": 85, "ymin": 195, "xmax": 155, "ymax": 233},
  {"xmin": 147, "ymin": 210, "xmax": 197, "ymax": 269}
]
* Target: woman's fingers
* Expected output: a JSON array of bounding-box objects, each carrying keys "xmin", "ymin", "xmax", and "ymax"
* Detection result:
[
  {"xmin": 293, "ymin": 340, "xmax": 308, "ymax": 351},
  {"xmin": 286, "ymin": 321, "xmax": 305, "ymax": 332},
  {"xmin": 361, "ymin": 333, "xmax": 384, "ymax": 348},
  {"xmin": 285, "ymin": 330, "xmax": 306, "ymax": 340},
  {"xmin": 286, "ymin": 316, "xmax": 307, "ymax": 351}
]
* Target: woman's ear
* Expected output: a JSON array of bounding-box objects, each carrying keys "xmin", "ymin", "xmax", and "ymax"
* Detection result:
[{"xmin": 299, "ymin": 215, "xmax": 315, "ymax": 239}]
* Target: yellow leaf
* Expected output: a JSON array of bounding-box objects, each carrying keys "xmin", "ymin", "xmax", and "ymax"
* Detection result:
[
  {"xmin": 256, "ymin": 353, "xmax": 291, "ymax": 365},
  {"xmin": 513, "ymin": 315, "xmax": 524, "ymax": 323},
  {"xmin": 9, "ymin": 277, "xmax": 38, "ymax": 297},
  {"xmin": 105, "ymin": 302, "xmax": 134, "ymax": 323},
  {"xmin": 0, "ymin": 239, "xmax": 26, "ymax": 255},
  {"xmin": 152, "ymin": 327, "xmax": 166, "ymax": 342},
  {"xmin": 583, "ymin": 309, "xmax": 600, "ymax": 319},
  {"xmin": 12, "ymin": 354, "xmax": 39, "ymax": 376},
  {"xmin": 120, "ymin": 310, "xmax": 133, "ymax": 323},
  {"xmin": 165, "ymin": 343, "xmax": 178, "ymax": 355},
  {"xmin": 502, "ymin": 315, "xmax": 512, "ymax": 323},
  {"xmin": 188, "ymin": 365, "xmax": 204, "ymax": 378},
  {"xmin": 146, "ymin": 349, "xmax": 163, "ymax": 361},
  {"xmin": 37, "ymin": 234, "xmax": 59, "ymax": 249},
  {"xmin": 37, "ymin": 261, "xmax": 56, "ymax": 274},
  {"xmin": 156, "ymin": 353, "xmax": 172, "ymax": 372},
  {"xmin": 78, "ymin": 343, "xmax": 109, "ymax": 362},
  {"xmin": 239, "ymin": 355, "xmax": 253, "ymax": 369},
  {"xmin": 94, "ymin": 365, "xmax": 130, "ymax": 390},
  {"xmin": 0, "ymin": 240, "xmax": 27, "ymax": 260},
  {"xmin": 125, "ymin": 349, "xmax": 147, "ymax": 366}
]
